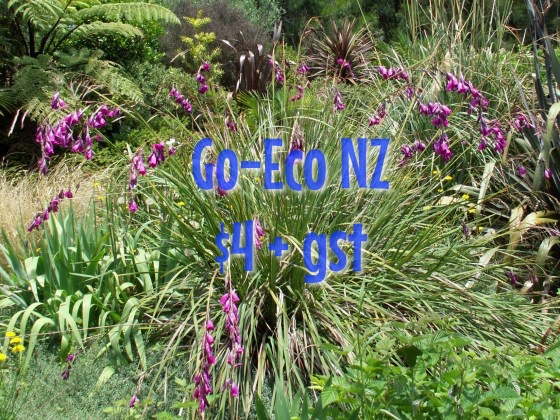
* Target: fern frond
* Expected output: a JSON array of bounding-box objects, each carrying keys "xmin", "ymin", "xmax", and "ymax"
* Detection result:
[
  {"xmin": 71, "ymin": 21, "xmax": 143, "ymax": 39},
  {"xmin": 84, "ymin": 58, "xmax": 144, "ymax": 103},
  {"xmin": 74, "ymin": 2, "xmax": 180, "ymax": 25},
  {"xmin": 7, "ymin": 0, "xmax": 64, "ymax": 27},
  {"xmin": 0, "ymin": 89, "xmax": 18, "ymax": 116}
]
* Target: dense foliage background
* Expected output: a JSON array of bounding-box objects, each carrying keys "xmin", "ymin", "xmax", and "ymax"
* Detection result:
[{"xmin": 0, "ymin": 0, "xmax": 560, "ymax": 418}]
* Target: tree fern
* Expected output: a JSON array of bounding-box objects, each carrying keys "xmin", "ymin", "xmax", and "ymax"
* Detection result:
[{"xmin": 72, "ymin": 21, "xmax": 144, "ymax": 39}]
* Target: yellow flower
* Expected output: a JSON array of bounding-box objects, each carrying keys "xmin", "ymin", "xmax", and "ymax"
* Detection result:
[
  {"xmin": 468, "ymin": 208, "xmax": 476, "ymax": 214},
  {"xmin": 5, "ymin": 332, "xmax": 16, "ymax": 338},
  {"xmin": 94, "ymin": 182, "xmax": 100, "ymax": 188},
  {"xmin": 462, "ymin": 194, "xmax": 470, "ymax": 200},
  {"xmin": 444, "ymin": 176, "xmax": 452, "ymax": 181},
  {"xmin": 9, "ymin": 337, "xmax": 21, "ymax": 345},
  {"xmin": 433, "ymin": 170, "xmax": 439, "ymax": 175},
  {"xmin": 177, "ymin": 201, "xmax": 186, "ymax": 207},
  {"xmin": 437, "ymin": 188, "xmax": 443, "ymax": 193},
  {"xmin": 423, "ymin": 206, "xmax": 431, "ymax": 211},
  {"xmin": 478, "ymin": 226, "xmax": 484, "ymax": 232},
  {"xmin": 0, "ymin": 353, "xmax": 7, "ymax": 362},
  {"xmin": 97, "ymin": 195, "xmax": 104, "ymax": 202},
  {"xmin": 10, "ymin": 345, "xmax": 25, "ymax": 353}
]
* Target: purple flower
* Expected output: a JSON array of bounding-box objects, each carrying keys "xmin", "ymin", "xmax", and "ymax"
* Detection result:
[
  {"xmin": 66, "ymin": 353, "xmax": 76, "ymax": 363},
  {"xmin": 333, "ymin": 90, "xmax": 344, "ymax": 112},
  {"xmin": 51, "ymin": 92, "xmax": 67, "ymax": 110},
  {"xmin": 297, "ymin": 63, "xmax": 309, "ymax": 74},
  {"xmin": 290, "ymin": 85, "xmax": 304, "ymax": 101},
  {"xmin": 413, "ymin": 140, "xmax": 426, "ymax": 152},
  {"xmin": 511, "ymin": 113, "xmax": 533, "ymax": 132},
  {"xmin": 129, "ymin": 200, "xmax": 138, "ymax": 213},
  {"xmin": 198, "ymin": 84, "xmax": 209, "ymax": 94},
  {"xmin": 368, "ymin": 103, "xmax": 386, "ymax": 126},
  {"xmin": 129, "ymin": 395, "xmax": 139, "ymax": 408},
  {"xmin": 401, "ymin": 145, "xmax": 413, "ymax": 160},
  {"xmin": 193, "ymin": 318, "xmax": 216, "ymax": 413},
  {"xmin": 61, "ymin": 368, "xmax": 70, "ymax": 380},
  {"xmin": 405, "ymin": 85, "xmax": 415, "ymax": 99},
  {"xmin": 132, "ymin": 154, "xmax": 147, "ymax": 176},
  {"xmin": 519, "ymin": 165, "xmax": 526, "ymax": 177},
  {"xmin": 230, "ymin": 382, "xmax": 239, "ymax": 397},
  {"xmin": 254, "ymin": 218, "xmax": 264, "ymax": 250},
  {"xmin": 225, "ymin": 118, "xmax": 236, "ymax": 132},
  {"xmin": 506, "ymin": 271, "xmax": 517, "ymax": 286},
  {"xmin": 195, "ymin": 73, "xmax": 206, "ymax": 84},
  {"xmin": 201, "ymin": 62, "xmax": 210, "ymax": 72},
  {"xmin": 275, "ymin": 69, "xmax": 284, "ymax": 84},
  {"xmin": 433, "ymin": 134, "xmax": 452, "ymax": 161}
]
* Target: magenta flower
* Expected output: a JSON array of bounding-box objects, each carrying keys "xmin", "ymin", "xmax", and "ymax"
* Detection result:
[
  {"xmin": 51, "ymin": 92, "xmax": 67, "ymax": 110},
  {"xmin": 545, "ymin": 168, "xmax": 551, "ymax": 179},
  {"xmin": 129, "ymin": 395, "xmax": 140, "ymax": 408},
  {"xmin": 169, "ymin": 87, "xmax": 193, "ymax": 113},
  {"xmin": 368, "ymin": 103, "xmax": 386, "ymax": 126},
  {"xmin": 193, "ymin": 318, "xmax": 216, "ymax": 413},
  {"xmin": 511, "ymin": 113, "xmax": 533, "ymax": 132},
  {"xmin": 333, "ymin": 90, "xmax": 344, "ymax": 112},
  {"xmin": 132, "ymin": 154, "xmax": 147, "ymax": 176},
  {"xmin": 195, "ymin": 73, "xmax": 206, "ymax": 84},
  {"xmin": 201, "ymin": 62, "xmax": 210, "ymax": 72},
  {"xmin": 129, "ymin": 200, "xmax": 138, "ymax": 213},
  {"xmin": 225, "ymin": 117, "xmax": 236, "ymax": 132},
  {"xmin": 198, "ymin": 84, "xmax": 209, "ymax": 94},
  {"xmin": 290, "ymin": 85, "xmax": 304, "ymax": 101},
  {"xmin": 297, "ymin": 63, "xmax": 309, "ymax": 74},
  {"xmin": 61, "ymin": 368, "xmax": 70, "ymax": 380},
  {"xmin": 519, "ymin": 165, "xmax": 526, "ymax": 177},
  {"xmin": 275, "ymin": 69, "xmax": 284, "ymax": 84},
  {"xmin": 433, "ymin": 134, "xmax": 452, "ymax": 161},
  {"xmin": 254, "ymin": 218, "xmax": 264, "ymax": 250},
  {"xmin": 413, "ymin": 140, "xmax": 426, "ymax": 152}
]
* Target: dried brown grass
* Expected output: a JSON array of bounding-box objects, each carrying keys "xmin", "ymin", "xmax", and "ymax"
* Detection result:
[{"xmin": 0, "ymin": 159, "xmax": 114, "ymax": 247}]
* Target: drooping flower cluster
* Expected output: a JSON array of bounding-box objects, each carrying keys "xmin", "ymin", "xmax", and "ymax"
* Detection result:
[
  {"xmin": 296, "ymin": 63, "xmax": 309, "ymax": 74},
  {"xmin": 378, "ymin": 65, "xmax": 409, "ymax": 82},
  {"xmin": 333, "ymin": 89, "xmax": 344, "ymax": 112},
  {"xmin": 127, "ymin": 141, "xmax": 176, "ymax": 212},
  {"xmin": 28, "ymin": 189, "xmax": 73, "ymax": 232},
  {"xmin": 445, "ymin": 73, "xmax": 489, "ymax": 114},
  {"xmin": 61, "ymin": 352, "xmax": 77, "ymax": 380},
  {"xmin": 254, "ymin": 218, "xmax": 264, "ymax": 250},
  {"xmin": 50, "ymin": 91, "xmax": 67, "ymax": 110},
  {"xmin": 36, "ymin": 94, "xmax": 120, "ymax": 175},
  {"xmin": 290, "ymin": 85, "xmax": 304, "ymax": 102},
  {"xmin": 169, "ymin": 87, "xmax": 193, "ymax": 113},
  {"xmin": 418, "ymin": 102, "xmax": 452, "ymax": 128},
  {"xmin": 225, "ymin": 117, "xmax": 237, "ymax": 132},
  {"xmin": 510, "ymin": 113, "xmax": 534, "ymax": 132},
  {"xmin": 193, "ymin": 319, "xmax": 216, "ymax": 413},
  {"xmin": 479, "ymin": 119, "xmax": 507, "ymax": 153},
  {"xmin": 220, "ymin": 276, "xmax": 243, "ymax": 398},
  {"xmin": 368, "ymin": 103, "xmax": 386, "ymax": 126},
  {"xmin": 196, "ymin": 62, "xmax": 211, "ymax": 94},
  {"xmin": 337, "ymin": 57, "xmax": 355, "ymax": 80},
  {"xmin": 433, "ymin": 133, "xmax": 453, "ymax": 161},
  {"xmin": 398, "ymin": 140, "xmax": 426, "ymax": 166}
]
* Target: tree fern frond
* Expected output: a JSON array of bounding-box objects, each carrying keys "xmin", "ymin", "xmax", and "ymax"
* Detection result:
[
  {"xmin": 0, "ymin": 89, "xmax": 18, "ymax": 116},
  {"xmin": 84, "ymin": 58, "xmax": 144, "ymax": 103},
  {"xmin": 74, "ymin": 2, "xmax": 180, "ymax": 25},
  {"xmin": 7, "ymin": 0, "xmax": 64, "ymax": 27},
  {"xmin": 71, "ymin": 21, "xmax": 143, "ymax": 39}
]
